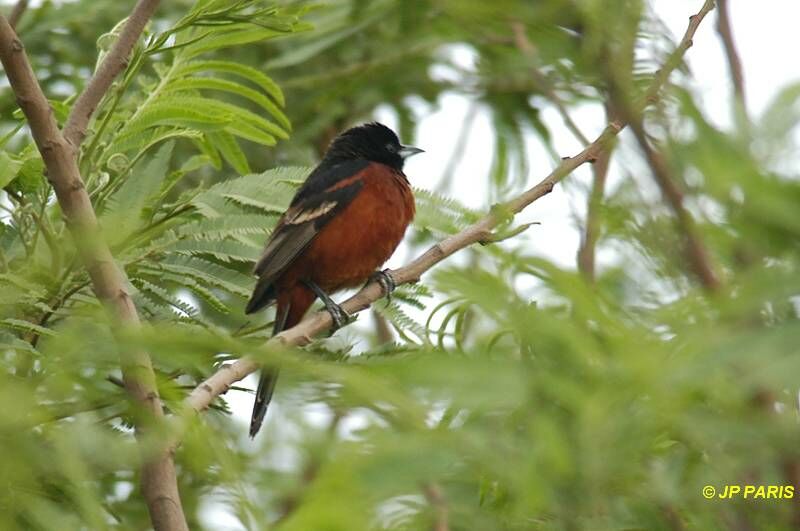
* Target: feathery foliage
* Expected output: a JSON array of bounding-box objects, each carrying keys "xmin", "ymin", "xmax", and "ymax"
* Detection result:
[{"xmin": 2, "ymin": 0, "xmax": 800, "ymax": 530}]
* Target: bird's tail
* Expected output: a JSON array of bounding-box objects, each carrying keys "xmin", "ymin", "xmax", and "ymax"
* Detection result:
[
  {"xmin": 249, "ymin": 303, "xmax": 289, "ymax": 438},
  {"xmin": 245, "ymin": 278, "xmax": 275, "ymax": 315},
  {"xmin": 249, "ymin": 368, "xmax": 280, "ymax": 438},
  {"xmin": 249, "ymin": 286, "xmax": 316, "ymax": 437}
]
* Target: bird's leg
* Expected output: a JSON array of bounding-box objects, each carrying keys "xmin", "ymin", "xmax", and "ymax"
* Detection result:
[
  {"xmin": 303, "ymin": 280, "xmax": 352, "ymax": 330},
  {"xmin": 368, "ymin": 269, "xmax": 396, "ymax": 304}
]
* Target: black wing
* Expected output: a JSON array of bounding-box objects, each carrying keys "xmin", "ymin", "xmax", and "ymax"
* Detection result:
[
  {"xmin": 291, "ymin": 158, "xmax": 369, "ymax": 207},
  {"xmin": 245, "ymin": 160, "xmax": 367, "ymax": 314}
]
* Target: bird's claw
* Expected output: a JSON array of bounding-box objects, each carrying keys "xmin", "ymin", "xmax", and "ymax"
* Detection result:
[
  {"xmin": 326, "ymin": 302, "xmax": 353, "ymax": 331},
  {"xmin": 370, "ymin": 269, "xmax": 396, "ymax": 303},
  {"xmin": 303, "ymin": 279, "xmax": 354, "ymax": 332}
]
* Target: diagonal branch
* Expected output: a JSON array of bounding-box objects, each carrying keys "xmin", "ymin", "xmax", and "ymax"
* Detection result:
[
  {"xmin": 715, "ymin": 0, "xmax": 746, "ymax": 115},
  {"xmin": 511, "ymin": 21, "xmax": 590, "ymax": 146},
  {"xmin": 603, "ymin": 0, "xmax": 721, "ymax": 292},
  {"xmin": 185, "ymin": 120, "xmax": 624, "ymax": 412},
  {"xmin": 62, "ymin": 0, "xmax": 161, "ymax": 148},
  {"xmin": 576, "ymin": 131, "xmax": 613, "ymax": 281},
  {"xmin": 627, "ymin": 119, "xmax": 721, "ymax": 291},
  {"xmin": 8, "ymin": 0, "xmax": 28, "ymax": 28},
  {"xmin": 0, "ymin": 14, "xmax": 187, "ymax": 531},
  {"xmin": 186, "ymin": 0, "xmax": 718, "ymax": 414},
  {"xmin": 423, "ymin": 483, "xmax": 450, "ymax": 531}
]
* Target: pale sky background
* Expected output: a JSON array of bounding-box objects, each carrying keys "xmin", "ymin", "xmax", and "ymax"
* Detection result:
[{"xmin": 3, "ymin": 0, "xmax": 800, "ymax": 527}]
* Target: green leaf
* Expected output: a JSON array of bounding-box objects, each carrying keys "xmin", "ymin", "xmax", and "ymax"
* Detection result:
[
  {"xmin": 414, "ymin": 188, "xmax": 481, "ymax": 236},
  {"xmin": 138, "ymin": 267, "xmax": 232, "ymax": 314},
  {"xmin": 0, "ymin": 152, "xmax": 22, "ymax": 189},
  {"xmin": 183, "ymin": 27, "xmax": 292, "ymax": 59},
  {"xmin": 163, "ymin": 77, "xmax": 290, "ymax": 128},
  {"xmin": 0, "ymin": 123, "xmax": 23, "ymax": 149},
  {"xmin": 132, "ymin": 278, "xmax": 200, "ymax": 319},
  {"xmin": 207, "ymin": 131, "xmax": 250, "ymax": 175},
  {"xmin": 176, "ymin": 214, "xmax": 273, "ymax": 240},
  {"xmin": 173, "ymin": 60, "xmax": 285, "ymax": 106},
  {"xmin": 13, "ymin": 146, "xmax": 44, "ymax": 193},
  {"xmin": 107, "ymin": 126, "xmax": 204, "ymax": 158},
  {"xmin": 168, "ymin": 239, "xmax": 260, "ymax": 263},
  {"xmin": 219, "ymin": 193, "xmax": 288, "ymax": 214},
  {"xmin": 191, "ymin": 168, "xmax": 303, "ymax": 218},
  {"xmin": 192, "ymin": 135, "xmax": 223, "ymax": 170},
  {"xmin": 101, "ymin": 141, "xmax": 174, "ymax": 242},
  {"xmin": 375, "ymin": 303, "xmax": 431, "ymax": 345},
  {"xmin": 120, "ymin": 101, "xmax": 233, "ymax": 138},
  {"xmin": 1, "ymin": 318, "xmax": 56, "ymax": 337},
  {"xmin": 265, "ymin": 16, "xmax": 376, "ymax": 70},
  {"xmin": 158, "ymin": 255, "xmax": 253, "ymax": 298}
]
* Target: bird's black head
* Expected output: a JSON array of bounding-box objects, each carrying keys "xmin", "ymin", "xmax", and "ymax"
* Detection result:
[{"xmin": 322, "ymin": 122, "xmax": 424, "ymax": 171}]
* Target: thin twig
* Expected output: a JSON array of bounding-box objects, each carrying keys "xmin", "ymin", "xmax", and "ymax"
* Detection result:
[
  {"xmin": 0, "ymin": 14, "xmax": 188, "ymax": 531},
  {"xmin": 512, "ymin": 10, "xmax": 600, "ymax": 244},
  {"xmin": 611, "ymin": 1, "xmax": 720, "ymax": 289},
  {"xmin": 423, "ymin": 483, "xmax": 450, "ymax": 531},
  {"xmin": 437, "ymin": 103, "xmax": 478, "ymax": 192},
  {"xmin": 577, "ymin": 102, "xmax": 615, "ymax": 282},
  {"xmin": 627, "ymin": 118, "xmax": 721, "ymax": 291},
  {"xmin": 372, "ymin": 310, "xmax": 394, "ymax": 344},
  {"xmin": 511, "ymin": 21, "xmax": 590, "ymax": 146},
  {"xmin": 7, "ymin": 0, "xmax": 28, "ymax": 29},
  {"xmin": 576, "ymin": 147, "xmax": 611, "ymax": 281},
  {"xmin": 715, "ymin": 0, "xmax": 746, "ymax": 116},
  {"xmin": 62, "ymin": 0, "xmax": 162, "ymax": 148},
  {"xmin": 185, "ymin": 0, "xmax": 717, "ymax": 415},
  {"xmin": 185, "ymin": 121, "xmax": 620, "ymax": 412},
  {"xmin": 605, "ymin": 0, "xmax": 720, "ymax": 291}
]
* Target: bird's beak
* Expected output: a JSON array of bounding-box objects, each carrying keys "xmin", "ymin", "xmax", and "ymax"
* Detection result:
[{"xmin": 398, "ymin": 145, "xmax": 425, "ymax": 159}]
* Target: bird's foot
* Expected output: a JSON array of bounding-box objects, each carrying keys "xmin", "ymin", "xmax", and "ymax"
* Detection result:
[
  {"xmin": 369, "ymin": 269, "xmax": 396, "ymax": 303},
  {"xmin": 303, "ymin": 279, "xmax": 354, "ymax": 331},
  {"xmin": 324, "ymin": 299, "xmax": 353, "ymax": 331}
]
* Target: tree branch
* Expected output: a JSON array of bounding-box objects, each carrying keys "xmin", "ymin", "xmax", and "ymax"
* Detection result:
[
  {"xmin": 0, "ymin": 15, "xmax": 188, "ymax": 531},
  {"xmin": 8, "ymin": 0, "xmax": 28, "ymax": 29},
  {"xmin": 627, "ymin": 119, "xmax": 721, "ymax": 291},
  {"xmin": 62, "ymin": 0, "xmax": 161, "ymax": 148},
  {"xmin": 372, "ymin": 309, "xmax": 394, "ymax": 344},
  {"xmin": 715, "ymin": 0, "xmax": 746, "ymax": 115},
  {"xmin": 603, "ymin": 0, "xmax": 721, "ymax": 292},
  {"xmin": 185, "ymin": 119, "xmax": 622, "ymax": 412},
  {"xmin": 185, "ymin": 0, "xmax": 717, "ymax": 416},
  {"xmin": 577, "ymin": 101, "xmax": 619, "ymax": 282},
  {"xmin": 185, "ymin": 121, "xmax": 621, "ymax": 412},
  {"xmin": 511, "ymin": 21, "xmax": 590, "ymax": 146},
  {"xmin": 576, "ymin": 132, "xmax": 612, "ymax": 281},
  {"xmin": 423, "ymin": 483, "xmax": 450, "ymax": 531}
]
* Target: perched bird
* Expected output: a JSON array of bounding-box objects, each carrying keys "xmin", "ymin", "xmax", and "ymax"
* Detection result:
[{"xmin": 245, "ymin": 122, "xmax": 423, "ymax": 437}]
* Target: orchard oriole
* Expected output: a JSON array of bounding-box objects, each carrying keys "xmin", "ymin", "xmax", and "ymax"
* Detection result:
[{"xmin": 245, "ymin": 122, "xmax": 423, "ymax": 437}]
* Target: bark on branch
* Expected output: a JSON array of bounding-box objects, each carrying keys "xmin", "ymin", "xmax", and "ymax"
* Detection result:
[
  {"xmin": 715, "ymin": 0, "xmax": 746, "ymax": 114},
  {"xmin": 423, "ymin": 483, "xmax": 450, "ymax": 531},
  {"xmin": 62, "ymin": 0, "xmax": 161, "ymax": 148},
  {"xmin": 511, "ymin": 21, "xmax": 589, "ymax": 146},
  {"xmin": 8, "ymin": 0, "xmax": 28, "ymax": 28},
  {"xmin": 605, "ymin": 0, "xmax": 721, "ymax": 292},
  {"xmin": 627, "ymin": 119, "xmax": 722, "ymax": 291},
  {"xmin": 185, "ymin": 0, "xmax": 718, "ymax": 415},
  {"xmin": 576, "ymin": 130, "xmax": 612, "ymax": 281},
  {"xmin": 0, "ymin": 12, "xmax": 188, "ymax": 531}
]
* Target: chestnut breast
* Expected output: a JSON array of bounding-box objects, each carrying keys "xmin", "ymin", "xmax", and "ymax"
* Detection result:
[{"xmin": 290, "ymin": 164, "xmax": 414, "ymax": 292}]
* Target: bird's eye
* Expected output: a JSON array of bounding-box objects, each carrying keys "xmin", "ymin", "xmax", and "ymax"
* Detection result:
[{"xmin": 385, "ymin": 143, "xmax": 398, "ymax": 153}]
